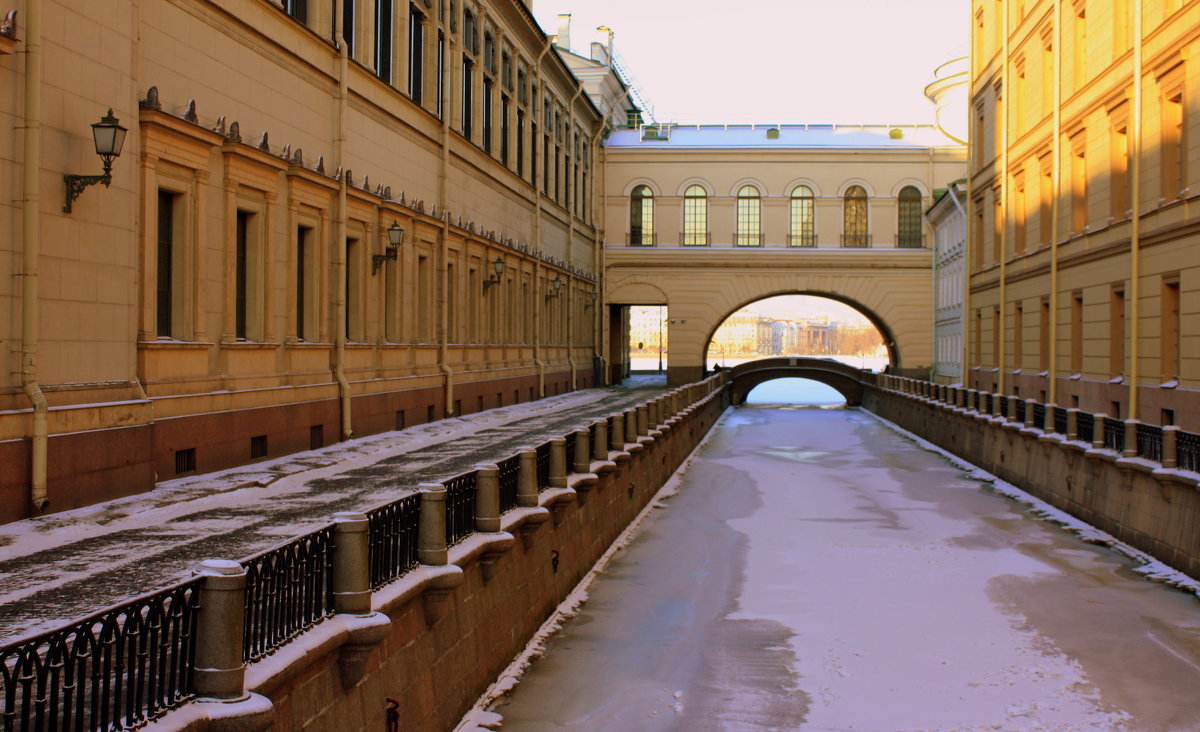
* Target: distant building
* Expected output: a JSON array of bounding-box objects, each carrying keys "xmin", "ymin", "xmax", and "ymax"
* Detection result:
[{"xmin": 927, "ymin": 183, "xmax": 966, "ymax": 383}]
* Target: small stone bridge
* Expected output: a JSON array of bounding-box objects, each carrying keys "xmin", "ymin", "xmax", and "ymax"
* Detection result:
[{"xmin": 727, "ymin": 357, "xmax": 870, "ymax": 405}]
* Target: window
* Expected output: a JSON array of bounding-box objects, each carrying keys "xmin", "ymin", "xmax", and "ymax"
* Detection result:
[
  {"xmin": 436, "ymin": 31, "xmax": 443, "ymax": 116},
  {"xmin": 483, "ymin": 31, "xmax": 495, "ymax": 73},
  {"xmin": 1070, "ymin": 134, "xmax": 1087, "ymax": 232},
  {"xmin": 974, "ymin": 204, "xmax": 985, "ymax": 268},
  {"xmin": 500, "ymin": 96, "xmax": 510, "ymax": 166},
  {"xmin": 517, "ymin": 111, "xmax": 525, "ymax": 178},
  {"xmin": 1014, "ymin": 302, "xmax": 1024, "ymax": 369},
  {"xmin": 789, "ymin": 186, "xmax": 815, "ymax": 247},
  {"xmin": 235, "ymin": 210, "xmax": 255, "ymax": 340},
  {"xmin": 407, "ymin": 5, "xmax": 423, "ymax": 101},
  {"xmin": 897, "ymin": 186, "xmax": 923, "ymax": 248},
  {"xmin": 342, "ymin": 0, "xmax": 355, "ymax": 57},
  {"xmin": 462, "ymin": 9, "xmax": 476, "ymax": 54},
  {"xmin": 461, "ymin": 56, "xmax": 473, "ymax": 139},
  {"xmin": 296, "ymin": 225, "xmax": 316, "ymax": 341},
  {"xmin": 992, "ymin": 307, "xmax": 1001, "ymax": 368},
  {"xmin": 842, "ymin": 185, "xmax": 868, "ymax": 247},
  {"xmin": 1162, "ymin": 87, "xmax": 1184, "ymax": 199},
  {"xmin": 1041, "ymin": 31, "xmax": 1054, "ymax": 118},
  {"xmin": 630, "ymin": 185, "xmax": 654, "ymax": 245},
  {"xmin": 1013, "ymin": 172, "xmax": 1026, "ymax": 253},
  {"xmin": 417, "ymin": 253, "xmax": 431, "ymax": 342},
  {"xmin": 1039, "ymin": 298, "xmax": 1050, "ymax": 371},
  {"xmin": 1111, "ymin": 116, "xmax": 1129, "ymax": 217},
  {"xmin": 482, "ymin": 79, "xmax": 493, "ymax": 153},
  {"xmin": 682, "ymin": 185, "xmax": 708, "ymax": 245},
  {"xmin": 375, "ymin": 0, "xmax": 394, "ymax": 83},
  {"xmin": 156, "ymin": 190, "xmax": 181, "ymax": 338},
  {"xmin": 345, "ymin": 238, "xmax": 362, "ymax": 341},
  {"xmin": 1070, "ymin": 291, "xmax": 1083, "ymax": 374},
  {"xmin": 993, "ymin": 189, "xmax": 1002, "ymax": 263},
  {"xmin": 735, "ymin": 186, "xmax": 761, "ymax": 246},
  {"xmin": 1071, "ymin": 2, "xmax": 1086, "ymax": 92},
  {"xmin": 974, "ymin": 105, "xmax": 986, "ymax": 167},
  {"xmin": 1109, "ymin": 287, "xmax": 1124, "ymax": 378},
  {"xmin": 1039, "ymin": 155, "xmax": 1053, "ymax": 245},
  {"xmin": 285, "ymin": 0, "xmax": 307, "ymax": 23},
  {"xmin": 1163, "ymin": 279, "xmax": 1180, "ymax": 382}
]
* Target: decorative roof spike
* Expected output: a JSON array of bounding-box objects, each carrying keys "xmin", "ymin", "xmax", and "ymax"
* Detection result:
[
  {"xmin": 279, "ymin": 144, "xmax": 292, "ymax": 160},
  {"xmin": 333, "ymin": 165, "xmax": 343, "ymax": 179},
  {"xmin": 291, "ymin": 148, "xmax": 304, "ymax": 166},
  {"xmin": 456, "ymin": 216, "xmax": 463, "ymax": 227},
  {"xmin": 344, "ymin": 169, "xmax": 353, "ymax": 186},
  {"xmin": 212, "ymin": 115, "xmax": 226, "ymax": 136},
  {"xmin": 383, "ymin": 186, "xmax": 392, "ymax": 200},
  {"xmin": 398, "ymin": 191, "xmax": 406, "ymax": 205},
  {"xmin": 315, "ymin": 155, "xmax": 325, "ymax": 174},
  {"xmin": 183, "ymin": 99, "xmax": 198, "ymax": 123},
  {"xmin": 140, "ymin": 86, "xmax": 161, "ymax": 111},
  {"xmin": 1, "ymin": 10, "xmax": 17, "ymax": 38},
  {"xmin": 226, "ymin": 121, "xmax": 241, "ymax": 142},
  {"xmin": 361, "ymin": 174, "xmax": 369, "ymax": 191},
  {"xmin": 257, "ymin": 131, "xmax": 269, "ymax": 152}
]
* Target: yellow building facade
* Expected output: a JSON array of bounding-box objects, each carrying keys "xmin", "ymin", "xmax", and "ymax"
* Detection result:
[
  {"xmin": 968, "ymin": 0, "xmax": 1199, "ymax": 430},
  {"xmin": 1, "ymin": 0, "xmax": 605, "ymax": 521}
]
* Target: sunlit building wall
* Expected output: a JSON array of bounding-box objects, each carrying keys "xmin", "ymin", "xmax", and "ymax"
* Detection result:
[{"xmin": 968, "ymin": 0, "xmax": 1199, "ymax": 429}]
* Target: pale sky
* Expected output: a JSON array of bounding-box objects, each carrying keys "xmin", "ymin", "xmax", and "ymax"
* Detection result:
[{"xmin": 533, "ymin": 0, "xmax": 968, "ymax": 125}]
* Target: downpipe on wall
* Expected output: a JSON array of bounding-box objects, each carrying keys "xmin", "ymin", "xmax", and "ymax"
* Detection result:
[{"xmin": 333, "ymin": 0, "xmax": 353, "ymax": 440}]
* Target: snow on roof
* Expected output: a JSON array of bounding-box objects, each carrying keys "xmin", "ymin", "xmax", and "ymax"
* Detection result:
[{"xmin": 606, "ymin": 124, "xmax": 962, "ymax": 150}]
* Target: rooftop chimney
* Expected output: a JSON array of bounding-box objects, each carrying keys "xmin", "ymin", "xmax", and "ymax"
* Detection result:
[
  {"xmin": 591, "ymin": 25, "xmax": 613, "ymax": 64},
  {"xmin": 556, "ymin": 14, "xmax": 571, "ymax": 51}
]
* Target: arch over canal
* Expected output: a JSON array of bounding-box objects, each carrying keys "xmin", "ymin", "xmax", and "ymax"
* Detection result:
[{"xmin": 727, "ymin": 358, "xmax": 868, "ymax": 406}]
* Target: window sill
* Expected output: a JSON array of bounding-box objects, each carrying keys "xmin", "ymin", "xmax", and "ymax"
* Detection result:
[{"xmin": 138, "ymin": 339, "xmax": 214, "ymax": 350}]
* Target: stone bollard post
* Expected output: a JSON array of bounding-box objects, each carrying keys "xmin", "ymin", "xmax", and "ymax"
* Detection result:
[
  {"xmin": 1066, "ymin": 408, "xmax": 1079, "ymax": 440},
  {"xmin": 418, "ymin": 483, "xmax": 448, "ymax": 565},
  {"xmin": 1025, "ymin": 399, "xmax": 1037, "ymax": 428},
  {"xmin": 517, "ymin": 448, "xmax": 539, "ymax": 507},
  {"xmin": 475, "ymin": 464, "xmax": 501, "ymax": 532},
  {"xmin": 636, "ymin": 404, "xmax": 649, "ymax": 436},
  {"xmin": 573, "ymin": 428, "xmax": 591, "ymax": 473},
  {"xmin": 549, "ymin": 439, "xmax": 568, "ymax": 487},
  {"xmin": 649, "ymin": 398, "xmax": 660, "ymax": 427},
  {"xmin": 1043, "ymin": 403, "xmax": 1056, "ymax": 432},
  {"xmin": 192, "ymin": 559, "xmax": 248, "ymax": 700},
  {"xmin": 1092, "ymin": 414, "xmax": 1107, "ymax": 449},
  {"xmin": 625, "ymin": 408, "xmax": 638, "ymax": 443},
  {"xmin": 1162, "ymin": 426, "xmax": 1179, "ymax": 469},
  {"xmin": 1008, "ymin": 395, "xmax": 1018, "ymax": 421},
  {"xmin": 992, "ymin": 393, "xmax": 1003, "ymax": 417},
  {"xmin": 332, "ymin": 512, "xmax": 371, "ymax": 615},
  {"xmin": 1123, "ymin": 419, "xmax": 1139, "ymax": 458},
  {"xmin": 592, "ymin": 420, "xmax": 608, "ymax": 460},
  {"xmin": 610, "ymin": 414, "xmax": 625, "ymax": 450}
]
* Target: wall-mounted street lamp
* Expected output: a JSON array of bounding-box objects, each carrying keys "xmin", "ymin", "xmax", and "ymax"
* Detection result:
[
  {"xmin": 545, "ymin": 276, "xmax": 564, "ymax": 300},
  {"xmin": 64, "ymin": 110, "xmax": 128, "ymax": 213},
  {"xmin": 372, "ymin": 221, "xmax": 404, "ymax": 274},
  {"xmin": 483, "ymin": 257, "xmax": 505, "ymax": 292}
]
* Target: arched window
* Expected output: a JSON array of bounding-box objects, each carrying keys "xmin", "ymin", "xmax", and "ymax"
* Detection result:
[
  {"xmin": 629, "ymin": 185, "xmax": 655, "ymax": 245},
  {"xmin": 735, "ymin": 186, "xmax": 762, "ymax": 246},
  {"xmin": 897, "ymin": 185, "xmax": 923, "ymax": 248},
  {"xmin": 790, "ymin": 186, "xmax": 815, "ymax": 247},
  {"xmin": 843, "ymin": 185, "xmax": 869, "ymax": 247},
  {"xmin": 683, "ymin": 185, "xmax": 708, "ymax": 246}
]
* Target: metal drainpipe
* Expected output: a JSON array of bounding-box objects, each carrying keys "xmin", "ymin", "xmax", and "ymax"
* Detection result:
[
  {"xmin": 997, "ymin": 4, "xmax": 1009, "ymax": 395},
  {"xmin": 532, "ymin": 40, "xmax": 553, "ymax": 397},
  {"xmin": 22, "ymin": 0, "xmax": 49, "ymax": 513},
  {"xmin": 563, "ymin": 81, "xmax": 584, "ymax": 390},
  {"xmin": 1048, "ymin": 0, "xmax": 1062, "ymax": 406},
  {"xmin": 1128, "ymin": 4, "xmax": 1142, "ymax": 420},
  {"xmin": 438, "ymin": 25, "xmax": 455, "ymax": 416},
  {"xmin": 334, "ymin": 0, "xmax": 353, "ymax": 440}
]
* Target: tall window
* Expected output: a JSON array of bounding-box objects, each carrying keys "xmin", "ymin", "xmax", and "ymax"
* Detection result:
[
  {"xmin": 235, "ymin": 210, "xmax": 253, "ymax": 340},
  {"xmin": 435, "ymin": 31, "xmax": 443, "ymax": 116},
  {"xmin": 1013, "ymin": 172, "xmax": 1027, "ymax": 253},
  {"xmin": 790, "ymin": 186, "xmax": 815, "ymax": 247},
  {"xmin": 1109, "ymin": 287, "xmax": 1125, "ymax": 378},
  {"xmin": 482, "ymin": 79, "xmax": 493, "ymax": 153},
  {"xmin": 897, "ymin": 185, "xmax": 923, "ymax": 248},
  {"xmin": 1014, "ymin": 302, "xmax": 1024, "ymax": 369},
  {"xmin": 516, "ymin": 111, "xmax": 525, "ymax": 178},
  {"xmin": 734, "ymin": 186, "xmax": 761, "ymax": 246},
  {"xmin": 630, "ymin": 185, "xmax": 654, "ymax": 245},
  {"xmin": 1111, "ymin": 117, "xmax": 1129, "ymax": 218},
  {"xmin": 500, "ymin": 96, "xmax": 510, "ymax": 166},
  {"xmin": 346, "ymin": 238, "xmax": 362, "ymax": 342},
  {"xmin": 406, "ymin": 5, "xmax": 423, "ymax": 100},
  {"xmin": 461, "ymin": 57, "xmax": 473, "ymax": 139},
  {"xmin": 1070, "ymin": 291, "xmax": 1083, "ymax": 374},
  {"xmin": 1072, "ymin": 3, "xmax": 1086, "ymax": 92},
  {"xmin": 342, "ymin": 0, "xmax": 355, "ymax": 57},
  {"xmin": 682, "ymin": 185, "xmax": 708, "ymax": 246},
  {"xmin": 1070, "ymin": 134, "xmax": 1087, "ymax": 232},
  {"xmin": 156, "ymin": 190, "xmax": 180, "ymax": 338},
  {"xmin": 1039, "ymin": 298, "xmax": 1050, "ymax": 371},
  {"xmin": 286, "ymin": 0, "xmax": 308, "ymax": 23},
  {"xmin": 1162, "ymin": 279, "xmax": 1181, "ymax": 382},
  {"xmin": 417, "ymin": 254, "xmax": 431, "ymax": 342},
  {"xmin": 842, "ymin": 185, "xmax": 868, "ymax": 247},
  {"xmin": 1039, "ymin": 156, "xmax": 1053, "ymax": 245},
  {"xmin": 1162, "ymin": 89, "xmax": 1184, "ymax": 199},
  {"xmin": 375, "ymin": 0, "xmax": 394, "ymax": 83},
  {"xmin": 296, "ymin": 225, "xmax": 315, "ymax": 341}
]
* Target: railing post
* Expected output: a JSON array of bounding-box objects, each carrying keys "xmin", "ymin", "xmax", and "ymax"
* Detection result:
[
  {"xmin": 475, "ymin": 464, "xmax": 500, "ymax": 532},
  {"xmin": 1025, "ymin": 399, "xmax": 1037, "ymax": 428},
  {"xmin": 517, "ymin": 448, "xmax": 539, "ymax": 506},
  {"xmin": 1066, "ymin": 408, "xmax": 1079, "ymax": 440},
  {"xmin": 418, "ymin": 483, "xmax": 448, "ymax": 566},
  {"xmin": 1008, "ymin": 395, "xmax": 1018, "ymax": 421},
  {"xmin": 332, "ymin": 512, "xmax": 371, "ymax": 615},
  {"xmin": 549, "ymin": 438, "xmax": 568, "ymax": 487},
  {"xmin": 624, "ymin": 408, "xmax": 638, "ymax": 443},
  {"xmin": 1123, "ymin": 419, "xmax": 1139, "ymax": 458},
  {"xmin": 610, "ymin": 414, "xmax": 624, "ymax": 450},
  {"xmin": 592, "ymin": 420, "xmax": 608, "ymax": 460},
  {"xmin": 992, "ymin": 392, "xmax": 1003, "ymax": 417},
  {"xmin": 1044, "ymin": 403, "xmax": 1056, "ymax": 432},
  {"xmin": 573, "ymin": 428, "xmax": 591, "ymax": 473},
  {"xmin": 192, "ymin": 559, "xmax": 248, "ymax": 700},
  {"xmin": 1093, "ymin": 414, "xmax": 1107, "ymax": 449},
  {"xmin": 1163, "ymin": 426, "xmax": 1179, "ymax": 469},
  {"xmin": 636, "ymin": 404, "xmax": 649, "ymax": 436}
]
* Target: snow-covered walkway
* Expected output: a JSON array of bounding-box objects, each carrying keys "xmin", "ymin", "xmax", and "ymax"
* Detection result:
[
  {"xmin": 0, "ymin": 378, "xmax": 668, "ymax": 645},
  {"xmin": 483, "ymin": 403, "xmax": 1200, "ymax": 731}
]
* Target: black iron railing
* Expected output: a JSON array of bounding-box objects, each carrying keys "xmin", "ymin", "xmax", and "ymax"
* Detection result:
[
  {"xmin": 497, "ymin": 455, "xmax": 520, "ymax": 513},
  {"xmin": 535, "ymin": 442, "xmax": 551, "ymax": 492},
  {"xmin": 367, "ymin": 493, "xmax": 421, "ymax": 589},
  {"xmin": 1076, "ymin": 412, "xmax": 1095, "ymax": 443},
  {"xmin": 1136, "ymin": 424, "xmax": 1163, "ymax": 462},
  {"xmin": 444, "ymin": 471, "xmax": 477, "ymax": 546},
  {"xmin": 984, "ymin": 393, "xmax": 994, "ymax": 415},
  {"xmin": 1178, "ymin": 431, "xmax": 1200, "ymax": 472},
  {"xmin": 0, "ymin": 579, "xmax": 201, "ymax": 732},
  {"xmin": 564, "ymin": 433, "xmax": 577, "ymax": 469},
  {"xmin": 242, "ymin": 526, "xmax": 335, "ymax": 663},
  {"xmin": 1103, "ymin": 417, "xmax": 1125, "ymax": 453},
  {"xmin": 1053, "ymin": 407, "xmax": 1068, "ymax": 436},
  {"xmin": 1033, "ymin": 403, "xmax": 1046, "ymax": 429}
]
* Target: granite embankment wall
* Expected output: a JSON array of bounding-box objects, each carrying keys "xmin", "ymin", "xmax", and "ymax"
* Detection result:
[
  {"xmin": 863, "ymin": 378, "xmax": 1200, "ymax": 579},
  {"xmin": 154, "ymin": 374, "xmax": 730, "ymax": 732}
]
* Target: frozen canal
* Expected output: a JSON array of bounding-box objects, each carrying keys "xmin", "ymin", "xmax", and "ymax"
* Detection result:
[{"xmin": 485, "ymin": 395, "xmax": 1200, "ymax": 731}]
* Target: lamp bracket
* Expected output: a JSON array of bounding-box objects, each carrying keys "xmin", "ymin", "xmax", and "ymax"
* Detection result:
[
  {"xmin": 371, "ymin": 246, "xmax": 400, "ymax": 274},
  {"xmin": 63, "ymin": 165, "xmax": 113, "ymax": 213}
]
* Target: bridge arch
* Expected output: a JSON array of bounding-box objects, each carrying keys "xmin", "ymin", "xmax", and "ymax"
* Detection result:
[
  {"xmin": 701, "ymin": 290, "xmax": 899, "ymax": 370},
  {"xmin": 727, "ymin": 358, "xmax": 867, "ymax": 406}
]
